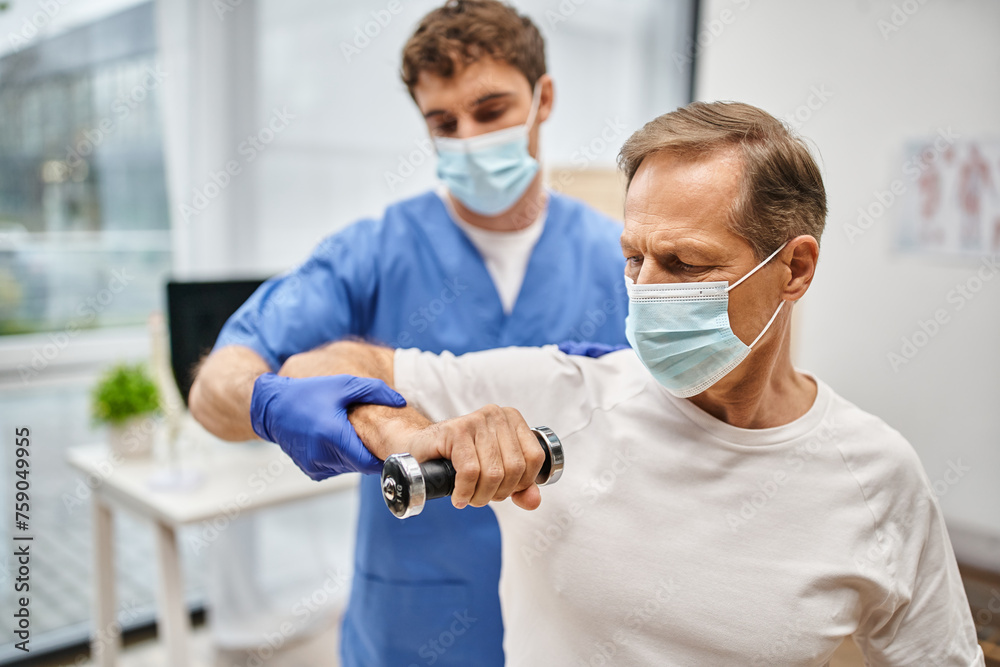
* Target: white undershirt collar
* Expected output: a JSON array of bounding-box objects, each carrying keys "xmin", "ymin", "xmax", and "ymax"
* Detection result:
[{"xmin": 436, "ymin": 186, "xmax": 548, "ymax": 314}]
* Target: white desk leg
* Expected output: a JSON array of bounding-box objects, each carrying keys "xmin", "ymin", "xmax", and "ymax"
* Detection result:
[
  {"xmin": 91, "ymin": 496, "xmax": 120, "ymax": 666},
  {"xmin": 154, "ymin": 521, "xmax": 191, "ymax": 667}
]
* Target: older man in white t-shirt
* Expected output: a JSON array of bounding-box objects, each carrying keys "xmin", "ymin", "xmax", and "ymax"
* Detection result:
[{"xmin": 278, "ymin": 101, "xmax": 984, "ymax": 666}]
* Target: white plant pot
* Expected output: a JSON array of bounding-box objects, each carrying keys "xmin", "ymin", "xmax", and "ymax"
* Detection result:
[{"xmin": 107, "ymin": 414, "xmax": 157, "ymax": 459}]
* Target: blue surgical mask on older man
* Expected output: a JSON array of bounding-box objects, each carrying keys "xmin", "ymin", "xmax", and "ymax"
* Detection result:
[
  {"xmin": 625, "ymin": 242, "xmax": 788, "ymax": 398},
  {"xmin": 434, "ymin": 84, "xmax": 542, "ymax": 216}
]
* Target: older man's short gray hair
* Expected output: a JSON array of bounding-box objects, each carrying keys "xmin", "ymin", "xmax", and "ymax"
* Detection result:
[{"xmin": 618, "ymin": 101, "xmax": 827, "ymax": 261}]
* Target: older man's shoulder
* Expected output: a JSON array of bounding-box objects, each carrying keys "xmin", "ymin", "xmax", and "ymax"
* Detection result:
[{"xmin": 821, "ymin": 381, "xmax": 935, "ymax": 509}]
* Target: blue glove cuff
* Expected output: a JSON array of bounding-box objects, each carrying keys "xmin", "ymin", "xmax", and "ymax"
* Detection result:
[
  {"xmin": 249, "ymin": 372, "xmax": 284, "ymax": 443},
  {"xmin": 248, "ymin": 372, "xmax": 406, "ymax": 480}
]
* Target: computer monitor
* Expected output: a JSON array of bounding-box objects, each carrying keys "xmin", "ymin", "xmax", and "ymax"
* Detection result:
[{"xmin": 165, "ymin": 279, "xmax": 266, "ymax": 406}]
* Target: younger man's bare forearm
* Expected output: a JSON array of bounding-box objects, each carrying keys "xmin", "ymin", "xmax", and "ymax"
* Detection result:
[{"xmin": 189, "ymin": 345, "xmax": 271, "ymax": 441}]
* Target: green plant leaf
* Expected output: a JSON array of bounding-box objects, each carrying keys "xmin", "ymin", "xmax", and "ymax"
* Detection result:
[{"xmin": 91, "ymin": 363, "xmax": 161, "ymax": 425}]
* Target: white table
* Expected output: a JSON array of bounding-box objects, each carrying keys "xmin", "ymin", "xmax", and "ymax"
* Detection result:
[{"xmin": 67, "ymin": 438, "xmax": 358, "ymax": 667}]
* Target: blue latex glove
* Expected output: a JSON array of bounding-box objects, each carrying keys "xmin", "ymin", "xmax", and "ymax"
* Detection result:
[
  {"xmin": 250, "ymin": 373, "xmax": 406, "ymax": 480},
  {"xmin": 557, "ymin": 341, "xmax": 630, "ymax": 358}
]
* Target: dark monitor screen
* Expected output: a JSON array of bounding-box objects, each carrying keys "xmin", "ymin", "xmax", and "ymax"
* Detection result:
[{"xmin": 166, "ymin": 278, "xmax": 266, "ymax": 405}]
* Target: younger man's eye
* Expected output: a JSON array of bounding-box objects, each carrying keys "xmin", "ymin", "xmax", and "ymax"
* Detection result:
[
  {"xmin": 475, "ymin": 106, "xmax": 506, "ymax": 123},
  {"xmin": 432, "ymin": 117, "xmax": 458, "ymax": 135}
]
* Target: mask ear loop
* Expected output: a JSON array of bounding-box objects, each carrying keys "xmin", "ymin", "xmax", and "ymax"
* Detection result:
[
  {"xmin": 748, "ymin": 300, "xmax": 784, "ymax": 350},
  {"xmin": 726, "ymin": 241, "xmax": 789, "ymax": 350},
  {"xmin": 726, "ymin": 240, "xmax": 789, "ymax": 292},
  {"xmin": 525, "ymin": 81, "xmax": 543, "ymax": 132}
]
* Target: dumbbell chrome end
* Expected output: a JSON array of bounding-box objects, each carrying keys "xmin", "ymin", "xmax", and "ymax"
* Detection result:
[
  {"xmin": 532, "ymin": 426, "xmax": 564, "ymax": 486},
  {"xmin": 381, "ymin": 426, "xmax": 563, "ymax": 519},
  {"xmin": 382, "ymin": 453, "xmax": 425, "ymax": 519}
]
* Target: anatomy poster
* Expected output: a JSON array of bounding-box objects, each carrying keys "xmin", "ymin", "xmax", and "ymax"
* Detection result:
[{"xmin": 895, "ymin": 138, "xmax": 1000, "ymax": 256}]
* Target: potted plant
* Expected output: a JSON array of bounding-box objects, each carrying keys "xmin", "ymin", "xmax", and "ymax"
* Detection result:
[{"xmin": 91, "ymin": 362, "xmax": 161, "ymax": 459}]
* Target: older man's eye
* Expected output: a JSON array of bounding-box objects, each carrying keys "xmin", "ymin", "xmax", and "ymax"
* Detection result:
[
  {"xmin": 626, "ymin": 256, "xmax": 643, "ymax": 267},
  {"xmin": 674, "ymin": 260, "xmax": 709, "ymax": 274}
]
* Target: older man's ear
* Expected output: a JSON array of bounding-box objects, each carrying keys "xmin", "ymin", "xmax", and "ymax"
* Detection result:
[{"xmin": 781, "ymin": 235, "xmax": 820, "ymax": 302}]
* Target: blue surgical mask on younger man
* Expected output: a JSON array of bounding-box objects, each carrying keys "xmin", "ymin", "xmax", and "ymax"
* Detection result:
[
  {"xmin": 625, "ymin": 242, "xmax": 789, "ymax": 398},
  {"xmin": 434, "ymin": 84, "xmax": 542, "ymax": 216}
]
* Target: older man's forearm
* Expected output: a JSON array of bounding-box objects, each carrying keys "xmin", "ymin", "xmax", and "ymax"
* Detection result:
[
  {"xmin": 278, "ymin": 339, "xmax": 394, "ymax": 384},
  {"xmin": 279, "ymin": 339, "xmax": 546, "ymax": 509},
  {"xmin": 277, "ymin": 339, "xmax": 430, "ymax": 460}
]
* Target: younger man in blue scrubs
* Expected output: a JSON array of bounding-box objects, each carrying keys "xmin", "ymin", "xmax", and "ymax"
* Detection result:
[{"xmin": 190, "ymin": 2, "xmax": 628, "ymax": 664}]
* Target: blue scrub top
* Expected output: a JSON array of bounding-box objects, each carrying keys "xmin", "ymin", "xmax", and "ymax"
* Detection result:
[{"xmin": 215, "ymin": 190, "xmax": 629, "ymax": 666}]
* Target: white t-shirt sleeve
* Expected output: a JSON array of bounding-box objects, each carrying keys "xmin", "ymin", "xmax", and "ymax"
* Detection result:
[
  {"xmin": 392, "ymin": 345, "xmax": 594, "ymax": 435},
  {"xmin": 848, "ymin": 429, "xmax": 984, "ymax": 665}
]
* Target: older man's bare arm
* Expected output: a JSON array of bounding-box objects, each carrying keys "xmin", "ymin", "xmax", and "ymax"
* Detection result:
[{"xmin": 278, "ymin": 340, "xmax": 546, "ymax": 509}]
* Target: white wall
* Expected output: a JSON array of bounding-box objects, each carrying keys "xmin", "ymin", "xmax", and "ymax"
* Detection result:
[{"xmin": 696, "ymin": 0, "xmax": 1000, "ymax": 561}]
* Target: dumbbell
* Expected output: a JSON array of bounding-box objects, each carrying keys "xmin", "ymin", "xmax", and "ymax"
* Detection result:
[{"xmin": 380, "ymin": 426, "xmax": 563, "ymax": 519}]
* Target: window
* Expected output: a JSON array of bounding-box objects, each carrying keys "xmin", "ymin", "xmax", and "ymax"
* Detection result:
[
  {"xmin": 0, "ymin": 2, "xmax": 171, "ymax": 337},
  {"xmin": 0, "ymin": 4, "xmax": 185, "ymax": 661}
]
